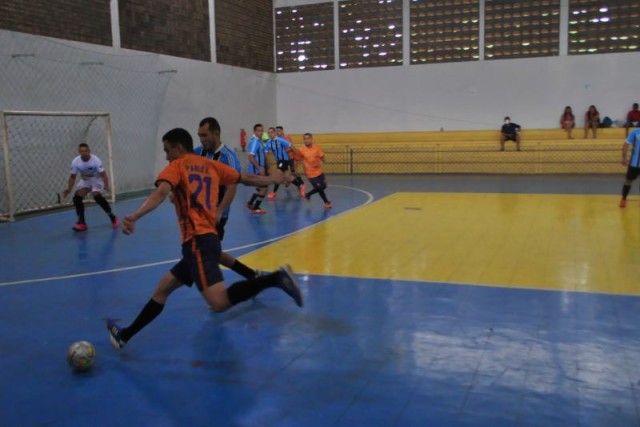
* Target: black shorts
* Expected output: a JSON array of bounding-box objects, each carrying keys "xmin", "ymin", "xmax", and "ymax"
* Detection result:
[
  {"xmin": 170, "ymin": 234, "xmax": 223, "ymax": 292},
  {"xmin": 308, "ymin": 173, "xmax": 327, "ymax": 190},
  {"xmin": 276, "ymin": 160, "xmax": 290, "ymax": 172},
  {"xmin": 626, "ymin": 166, "xmax": 640, "ymax": 181},
  {"xmin": 504, "ymin": 134, "xmax": 518, "ymax": 142}
]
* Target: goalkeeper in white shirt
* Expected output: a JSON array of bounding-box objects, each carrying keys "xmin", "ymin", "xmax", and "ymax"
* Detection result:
[{"xmin": 62, "ymin": 143, "xmax": 118, "ymax": 231}]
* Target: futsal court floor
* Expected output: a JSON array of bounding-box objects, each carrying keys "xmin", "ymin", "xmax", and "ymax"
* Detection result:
[{"xmin": 1, "ymin": 174, "xmax": 640, "ymax": 427}]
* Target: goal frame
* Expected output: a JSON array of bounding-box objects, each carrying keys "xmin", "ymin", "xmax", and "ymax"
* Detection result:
[{"xmin": 0, "ymin": 111, "xmax": 114, "ymax": 222}]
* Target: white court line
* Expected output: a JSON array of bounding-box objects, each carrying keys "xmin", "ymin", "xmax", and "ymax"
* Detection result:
[{"xmin": 0, "ymin": 185, "xmax": 374, "ymax": 287}]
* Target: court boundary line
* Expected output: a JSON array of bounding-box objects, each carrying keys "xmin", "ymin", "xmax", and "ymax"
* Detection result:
[{"xmin": 0, "ymin": 184, "xmax": 374, "ymax": 287}]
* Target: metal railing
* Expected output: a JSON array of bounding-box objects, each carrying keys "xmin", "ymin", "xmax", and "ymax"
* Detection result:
[{"xmin": 317, "ymin": 142, "xmax": 622, "ymax": 174}]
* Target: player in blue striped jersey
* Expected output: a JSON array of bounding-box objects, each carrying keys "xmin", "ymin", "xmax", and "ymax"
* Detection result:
[
  {"xmin": 619, "ymin": 128, "xmax": 640, "ymax": 208},
  {"xmin": 246, "ymin": 124, "xmax": 268, "ymax": 214},
  {"xmin": 196, "ymin": 117, "xmax": 261, "ymax": 280},
  {"xmin": 265, "ymin": 127, "xmax": 304, "ymax": 198}
]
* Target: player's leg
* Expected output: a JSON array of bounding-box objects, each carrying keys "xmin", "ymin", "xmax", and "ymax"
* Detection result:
[
  {"xmin": 209, "ymin": 265, "xmax": 303, "ymax": 312},
  {"xmin": 106, "ymin": 270, "xmax": 184, "ymax": 349},
  {"xmin": 515, "ymin": 134, "xmax": 521, "ymax": 151},
  {"xmin": 620, "ymin": 168, "xmax": 638, "ymax": 207},
  {"xmin": 315, "ymin": 174, "xmax": 331, "ymax": 208},
  {"xmin": 220, "ymin": 251, "xmax": 261, "ymax": 280},
  {"xmin": 92, "ymin": 190, "xmax": 118, "ymax": 227},
  {"xmin": 250, "ymin": 186, "xmax": 267, "ymax": 214},
  {"xmin": 500, "ymin": 134, "xmax": 506, "ymax": 151},
  {"xmin": 72, "ymin": 186, "xmax": 91, "ymax": 231}
]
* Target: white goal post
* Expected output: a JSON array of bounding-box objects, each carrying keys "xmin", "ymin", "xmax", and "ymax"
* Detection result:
[{"xmin": 0, "ymin": 111, "xmax": 115, "ymax": 222}]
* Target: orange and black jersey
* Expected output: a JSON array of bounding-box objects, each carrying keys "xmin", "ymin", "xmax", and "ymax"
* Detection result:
[{"xmin": 156, "ymin": 154, "xmax": 240, "ymax": 243}]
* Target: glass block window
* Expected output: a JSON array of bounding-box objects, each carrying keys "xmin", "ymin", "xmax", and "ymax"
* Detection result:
[
  {"xmin": 410, "ymin": 0, "xmax": 480, "ymax": 64},
  {"xmin": 568, "ymin": 1, "xmax": 640, "ymax": 55},
  {"xmin": 485, "ymin": 0, "xmax": 560, "ymax": 60},
  {"xmin": 275, "ymin": 3, "xmax": 335, "ymax": 72},
  {"xmin": 338, "ymin": 0, "xmax": 403, "ymax": 69}
]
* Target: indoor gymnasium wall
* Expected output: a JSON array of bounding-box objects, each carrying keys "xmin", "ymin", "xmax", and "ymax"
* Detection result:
[
  {"xmin": 0, "ymin": 0, "xmax": 278, "ymax": 193},
  {"xmin": 274, "ymin": 51, "xmax": 637, "ymax": 135}
]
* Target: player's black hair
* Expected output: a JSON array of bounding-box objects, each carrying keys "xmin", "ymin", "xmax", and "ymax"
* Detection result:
[
  {"xmin": 162, "ymin": 128, "xmax": 194, "ymax": 153},
  {"xmin": 275, "ymin": 126, "xmax": 284, "ymax": 131},
  {"xmin": 199, "ymin": 117, "xmax": 221, "ymax": 134},
  {"xmin": 253, "ymin": 123, "xmax": 263, "ymax": 131},
  {"xmin": 78, "ymin": 143, "xmax": 89, "ymax": 149}
]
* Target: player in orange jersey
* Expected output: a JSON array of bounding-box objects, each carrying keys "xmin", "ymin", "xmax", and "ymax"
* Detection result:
[
  {"xmin": 106, "ymin": 128, "xmax": 302, "ymax": 349},
  {"xmin": 292, "ymin": 132, "xmax": 332, "ymax": 209}
]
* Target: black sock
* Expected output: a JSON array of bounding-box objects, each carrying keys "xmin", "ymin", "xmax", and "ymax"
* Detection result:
[
  {"xmin": 248, "ymin": 194, "xmax": 258, "ymax": 206},
  {"xmin": 121, "ymin": 299, "xmax": 164, "ymax": 342},
  {"xmin": 226, "ymin": 272, "xmax": 281, "ymax": 305},
  {"xmin": 254, "ymin": 195, "xmax": 265, "ymax": 209},
  {"xmin": 73, "ymin": 195, "xmax": 85, "ymax": 223},
  {"xmin": 293, "ymin": 177, "xmax": 304, "ymax": 187},
  {"xmin": 273, "ymin": 184, "xmax": 280, "ymax": 193},
  {"xmin": 230, "ymin": 260, "xmax": 256, "ymax": 280},
  {"xmin": 307, "ymin": 189, "xmax": 319, "ymax": 198},
  {"xmin": 622, "ymin": 184, "xmax": 631, "ymax": 199},
  {"xmin": 318, "ymin": 190, "xmax": 329, "ymax": 203},
  {"xmin": 94, "ymin": 194, "xmax": 113, "ymax": 215}
]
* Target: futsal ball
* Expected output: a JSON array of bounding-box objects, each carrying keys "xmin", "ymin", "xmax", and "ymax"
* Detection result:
[{"xmin": 66, "ymin": 341, "xmax": 96, "ymax": 371}]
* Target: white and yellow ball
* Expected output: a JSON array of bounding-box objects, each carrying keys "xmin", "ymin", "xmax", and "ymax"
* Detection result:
[{"xmin": 66, "ymin": 341, "xmax": 96, "ymax": 371}]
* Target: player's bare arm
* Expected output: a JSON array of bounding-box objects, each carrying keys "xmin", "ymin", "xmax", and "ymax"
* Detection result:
[
  {"xmin": 100, "ymin": 171, "xmax": 110, "ymax": 193},
  {"xmin": 62, "ymin": 174, "xmax": 77, "ymax": 198},
  {"xmin": 241, "ymin": 170, "xmax": 291, "ymax": 187}
]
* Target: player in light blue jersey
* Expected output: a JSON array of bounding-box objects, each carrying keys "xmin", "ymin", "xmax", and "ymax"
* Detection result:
[
  {"xmin": 619, "ymin": 128, "xmax": 640, "ymax": 208},
  {"xmin": 246, "ymin": 123, "xmax": 268, "ymax": 214},
  {"xmin": 196, "ymin": 117, "xmax": 262, "ymax": 280},
  {"xmin": 265, "ymin": 127, "xmax": 303, "ymax": 198}
]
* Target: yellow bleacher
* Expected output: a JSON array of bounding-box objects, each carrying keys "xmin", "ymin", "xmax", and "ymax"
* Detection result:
[{"xmin": 287, "ymin": 128, "xmax": 626, "ymax": 174}]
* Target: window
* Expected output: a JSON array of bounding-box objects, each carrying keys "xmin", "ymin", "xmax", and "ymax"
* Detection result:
[
  {"xmin": 338, "ymin": 0, "xmax": 403, "ymax": 69},
  {"xmin": 568, "ymin": 1, "xmax": 640, "ymax": 55},
  {"xmin": 485, "ymin": 0, "xmax": 560, "ymax": 60},
  {"xmin": 410, "ymin": 0, "xmax": 480, "ymax": 64},
  {"xmin": 275, "ymin": 3, "xmax": 335, "ymax": 72}
]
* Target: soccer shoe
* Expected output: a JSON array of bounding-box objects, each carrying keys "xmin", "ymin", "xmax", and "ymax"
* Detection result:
[
  {"xmin": 619, "ymin": 199, "xmax": 627, "ymax": 208},
  {"xmin": 106, "ymin": 318, "xmax": 126, "ymax": 349},
  {"xmin": 267, "ymin": 192, "xmax": 277, "ymax": 199},
  {"xmin": 324, "ymin": 202, "xmax": 332, "ymax": 209},
  {"xmin": 72, "ymin": 223, "xmax": 88, "ymax": 232},
  {"xmin": 299, "ymin": 183, "xmax": 306, "ymax": 198},
  {"xmin": 278, "ymin": 264, "xmax": 304, "ymax": 307},
  {"xmin": 111, "ymin": 215, "xmax": 120, "ymax": 228},
  {"xmin": 251, "ymin": 208, "xmax": 266, "ymax": 215}
]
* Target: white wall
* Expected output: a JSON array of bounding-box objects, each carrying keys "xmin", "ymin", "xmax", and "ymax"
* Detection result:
[
  {"xmin": 273, "ymin": 0, "xmax": 639, "ymax": 134},
  {"xmin": 153, "ymin": 56, "xmax": 277, "ymax": 173},
  {"xmin": 0, "ymin": 30, "xmax": 278, "ymax": 188},
  {"xmin": 275, "ymin": 52, "xmax": 640, "ymax": 134}
]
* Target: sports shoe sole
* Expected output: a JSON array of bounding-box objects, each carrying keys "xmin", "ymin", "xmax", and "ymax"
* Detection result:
[
  {"xmin": 106, "ymin": 318, "xmax": 126, "ymax": 349},
  {"xmin": 279, "ymin": 264, "xmax": 304, "ymax": 307}
]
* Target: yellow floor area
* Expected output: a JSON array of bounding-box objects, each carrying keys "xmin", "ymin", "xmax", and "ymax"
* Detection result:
[{"xmin": 242, "ymin": 193, "xmax": 640, "ymax": 295}]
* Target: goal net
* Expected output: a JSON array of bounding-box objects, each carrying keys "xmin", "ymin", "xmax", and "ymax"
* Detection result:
[{"xmin": 0, "ymin": 111, "xmax": 114, "ymax": 221}]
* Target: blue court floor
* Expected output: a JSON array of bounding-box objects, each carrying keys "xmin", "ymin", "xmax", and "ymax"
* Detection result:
[{"xmin": 1, "ymin": 174, "xmax": 639, "ymax": 427}]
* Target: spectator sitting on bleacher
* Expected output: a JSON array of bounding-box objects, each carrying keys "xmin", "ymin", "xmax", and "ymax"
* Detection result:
[
  {"xmin": 500, "ymin": 116, "xmax": 521, "ymax": 151},
  {"xmin": 560, "ymin": 106, "xmax": 575, "ymax": 139},
  {"xmin": 584, "ymin": 105, "xmax": 600, "ymax": 139},
  {"xmin": 625, "ymin": 103, "xmax": 640, "ymax": 137}
]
